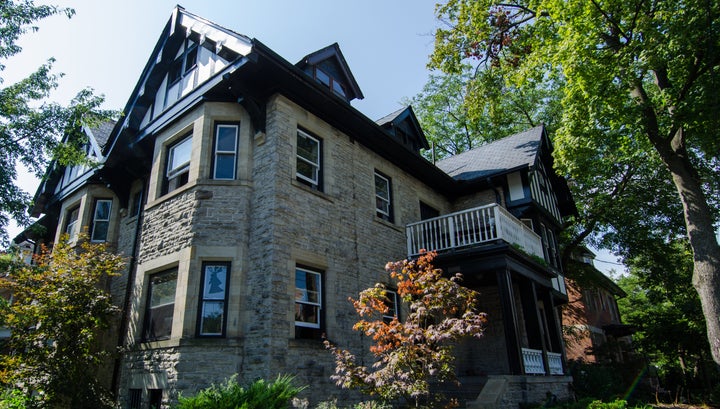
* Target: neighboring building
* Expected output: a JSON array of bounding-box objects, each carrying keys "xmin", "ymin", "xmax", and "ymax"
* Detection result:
[
  {"xmin": 18, "ymin": 7, "xmax": 578, "ymax": 408},
  {"xmin": 563, "ymin": 248, "xmax": 634, "ymax": 364}
]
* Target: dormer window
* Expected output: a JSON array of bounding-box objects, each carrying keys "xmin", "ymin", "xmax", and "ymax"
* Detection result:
[{"xmin": 313, "ymin": 66, "xmax": 346, "ymax": 98}]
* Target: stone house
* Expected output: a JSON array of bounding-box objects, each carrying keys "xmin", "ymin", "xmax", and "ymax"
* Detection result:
[{"xmin": 20, "ymin": 6, "xmax": 578, "ymax": 408}]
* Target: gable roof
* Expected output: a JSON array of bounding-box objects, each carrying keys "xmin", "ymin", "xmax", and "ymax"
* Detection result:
[
  {"xmin": 376, "ymin": 106, "xmax": 430, "ymax": 152},
  {"xmin": 295, "ymin": 43, "xmax": 363, "ymax": 101},
  {"xmin": 436, "ymin": 125, "xmax": 545, "ymax": 181}
]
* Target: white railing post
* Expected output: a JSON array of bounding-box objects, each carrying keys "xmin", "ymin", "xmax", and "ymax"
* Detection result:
[
  {"xmin": 521, "ymin": 348, "xmax": 546, "ymax": 375},
  {"xmin": 546, "ymin": 352, "xmax": 564, "ymax": 375}
]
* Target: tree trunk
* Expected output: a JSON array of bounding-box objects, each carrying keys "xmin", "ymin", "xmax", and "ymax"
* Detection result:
[{"xmin": 660, "ymin": 147, "xmax": 720, "ymax": 370}]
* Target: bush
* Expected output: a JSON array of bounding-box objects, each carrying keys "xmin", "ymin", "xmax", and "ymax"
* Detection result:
[
  {"xmin": 174, "ymin": 375, "xmax": 304, "ymax": 409},
  {"xmin": 0, "ymin": 389, "xmax": 31, "ymax": 409}
]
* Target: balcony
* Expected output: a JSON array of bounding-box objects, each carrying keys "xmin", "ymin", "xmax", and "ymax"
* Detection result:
[{"xmin": 406, "ymin": 204, "xmax": 544, "ymax": 259}]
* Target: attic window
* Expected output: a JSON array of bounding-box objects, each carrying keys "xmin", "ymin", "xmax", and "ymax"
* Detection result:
[{"xmin": 313, "ymin": 66, "xmax": 346, "ymax": 98}]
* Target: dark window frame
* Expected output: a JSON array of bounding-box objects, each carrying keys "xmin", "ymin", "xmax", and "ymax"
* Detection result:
[
  {"xmin": 196, "ymin": 261, "xmax": 231, "ymax": 337},
  {"xmin": 128, "ymin": 389, "xmax": 142, "ymax": 409}
]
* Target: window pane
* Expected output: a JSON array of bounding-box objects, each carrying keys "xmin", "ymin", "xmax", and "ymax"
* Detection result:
[
  {"xmin": 203, "ymin": 265, "xmax": 227, "ymax": 300},
  {"xmin": 145, "ymin": 271, "xmax": 177, "ymax": 340},
  {"xmin": 216, "ymin": 126, "xmax": 237, "ymax": 152},
  {"xmin": 168, "ymin": 136, "xmax": 192, "ymax": 175},
  {"xmin": 375, "ymin": 174, "xmax": 389, "ymax": 200},
  {"xmin": 97, "ymin": 203, "xmax": 109, "ymax": 218},
  {"xmin": 214, "ymin": 154, "xmax": 236, "ymax": 179},
  {"xmin": 151, "ymin": 273, "xmax": 177, "ymax": 307},
  {"xmin": 315, "ymin": 68, "xmax": 330, "ymax": 86},
  {"xmin": 332, "ymin": 80, "xmax": 346, "ymax": 97},
  {"xmin": 200, "ymin": 301, "xmax": 224, "ymax": 335},
  {"xmin": 297, "ymin": 132, "xmax": 319, "ymax": 163},
  {"xmin": 295, "ymin": 303, "xmax": 319, "ymax": 326},
  {"xmin": 296, "ymin": 159, "xmax": 317, "ymax": 182},
  {"xmin": 91, "ymin": 221, "xmax": 109, "ymax": 242},
  {"xmin": 295, "ymin": 268, "xmax": 321, "ymax": 328},
  {"xmin": 295, "ymin": 270, "xmax": 320, "ymax": 304}
]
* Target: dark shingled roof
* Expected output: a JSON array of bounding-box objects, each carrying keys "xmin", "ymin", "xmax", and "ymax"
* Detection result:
[
  {"xmin": 375, "ymin": 106, "xmax": 407, "ymax": 126},
  {"xmin": 435, "ymin": 125, "xmax": 544, "ymax": 181},
  {"xmin": 89, "ymin": 120, "xmax": 116, "ymax": 150}
]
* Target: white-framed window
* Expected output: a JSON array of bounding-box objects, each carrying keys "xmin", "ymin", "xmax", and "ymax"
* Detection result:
[
  {"xmin": 213, "ymin": 124, "xmax": 238, "ymax": 180},
  {"xmin": 64, "ymin": 206, "xmax": 80, "ymax": 238},
  {"xmin": 90, "ymin": 199, "xmax": 112, "ymax": 242},
  {"xmin": 296, "ymin": 129, "xmax": 321, "ymax": 190},
  {"xmin": 374, "ymin": 171, "xmax": 392, "ymax": 222},
  {"xmin": 198, "ymin": 262, "xmax": 230, "ymax": 337},
  {"xmin": 382, "ymin": 289, "xmax": 400, "ymax": 323},
  {"xmin": 164, "ymin": 134, "xmax": 192, "ymax": 195},
  {"xmin": 143, "ymin": 269, "xmax": 177, "ymax": 341},
  {"xmin": 295, "ymin": 267, "xmax": 322, "ymax": 329}
]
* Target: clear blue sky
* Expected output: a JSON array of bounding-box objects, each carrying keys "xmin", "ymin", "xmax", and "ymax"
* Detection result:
[{"xmin": 6, "ymin": 0, "xmax": 440, "ymax": 119}]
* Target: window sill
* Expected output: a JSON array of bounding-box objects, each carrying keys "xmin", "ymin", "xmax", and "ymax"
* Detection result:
[
  {"xmin": 199, "ymin": 179, "xmax": 253, "ymax": 188},
  {"xmin": 373, "ymin": 217, "xmax": 403, "ymax": 233},
  {"xmin": 291, "ymin": 179, "xmax": 334, "ymax": 203},
  {"xmin": 145, "ymin": 181, "xmax": 197, "ymax": 211}
]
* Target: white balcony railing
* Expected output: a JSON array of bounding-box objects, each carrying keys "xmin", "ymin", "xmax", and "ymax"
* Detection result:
[
  {"xmin": 522, "ymin": 348, "xmax": 546, "ymax": 375},
  {"xmin": 406, "ymin": 204, "xmax": 544, "ymax": 259},
  {"xmin": 547, "ymin": 352, "xmax": 564, "ymax": 375},
  {"xmin": 522, "ymin": 348, "xmax": 565, "ymax": 375}
]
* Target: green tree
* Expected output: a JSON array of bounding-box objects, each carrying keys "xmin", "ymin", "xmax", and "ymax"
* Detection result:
[
  {"xmin": 325, "ymin": 252, "xmax": 486, "ymax": 408},
  {"xmin": 616, "ymin": 240, "xmax": 718, "ymax": 398},
  {"xmin": 0, "ymin": 0, "xmax": 113, "ymax": 246},
  {"xmin": 0, "ymin": 235, "xmax": 125, "ymax": 408},
  {"xmin": 430, "ymin": 0, "xmax": 720, "ymax": 367},
  {"xmin": 406, "ymin": 66, "xmax": 562, "ymax": 161}
]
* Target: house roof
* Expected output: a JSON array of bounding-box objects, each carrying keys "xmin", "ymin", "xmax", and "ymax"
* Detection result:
[
  {"xmin": 375, "ymin": 106, "xmax": 430, "ymax": 152},
  {"xmin": 435, "ymin": 125, "xmax": 545, "ymax": 181},
  {"xmin": 87, "ymin": 120, "xmax": 116, "ymax": 150},
  {"xmin": 295, "ymin": 42, "xmax": 364, "ymax": 101}
]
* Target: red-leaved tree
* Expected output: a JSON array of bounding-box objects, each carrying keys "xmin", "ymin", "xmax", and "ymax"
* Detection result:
[{"xmin": 325, "ymin": 252, "xmax": 487, "ymax": 408}]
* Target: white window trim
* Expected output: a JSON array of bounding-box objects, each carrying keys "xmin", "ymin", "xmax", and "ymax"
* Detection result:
[
  {"xmin": 295, "ymin": 267, "xmax": 322, "ymax": 329},
  {"xmin": 382, "ymin": 289, "xmax": 399, "ymax": 322},
  {"xmin": 213, "ymin": 124, "xmax": 238, "ymax": 180},
  {"xmin": 375, "ymin": 172, "xmax": 391, "ymax": 218},
  {"xmin": 90, "ymin": 199, "xmax": 113, "ymax": 242},
  {"xmin": 296, "ymin": 129, "xmax": 320, "ymax": 188}
]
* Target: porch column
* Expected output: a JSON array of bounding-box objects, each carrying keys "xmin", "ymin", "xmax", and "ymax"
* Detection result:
[
  {"xmin": 540, "ymin": 289, "xmax": 567, "ymax": 373},
  {"xmin": 519, "ymin": 280, "xmax": 550, "ymax": 374},
  {"xmin": 497, "ymin": 269, "xmax": 523, "ymax": 374}
]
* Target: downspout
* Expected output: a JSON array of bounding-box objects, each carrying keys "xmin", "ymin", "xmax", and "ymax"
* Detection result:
[{"xmin": 111, "ymin": 176, "xmax": 148, "ymax": 396}]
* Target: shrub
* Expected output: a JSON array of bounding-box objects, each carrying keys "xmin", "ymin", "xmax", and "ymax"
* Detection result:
[{"xmin": 174, "ymin": 375, "xmax": 304, "ymax": 409}]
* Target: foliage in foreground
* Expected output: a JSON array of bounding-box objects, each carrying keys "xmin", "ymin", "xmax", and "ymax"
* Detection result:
[
  {"xmin": 0, "ymin": 235, "xmax": 125, "ymax": 408},
  {"xmin": 325, "ymin": 252, "xmax": 487, "ymax": 408},
  {"xmin": 174, "ymin": 375, "xmax": 304, "ymax": 409},
  {"xmin": 528, "ymin": 398, "xmax": 652, "ymax": 409}
]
